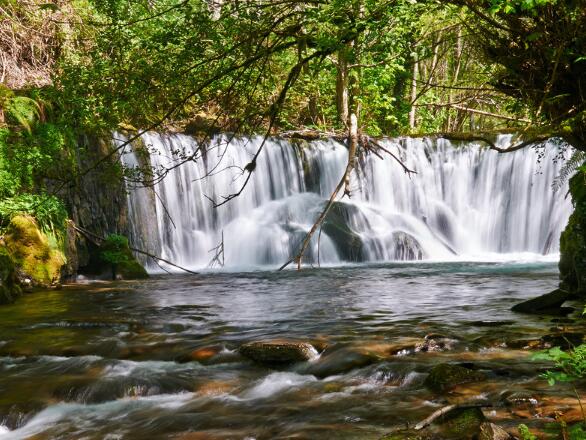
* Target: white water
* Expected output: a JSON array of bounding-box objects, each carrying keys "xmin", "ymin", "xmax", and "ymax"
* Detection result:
[{"xmin": 119, "ymin": 133, "xmax": 572, "ymax": 270}]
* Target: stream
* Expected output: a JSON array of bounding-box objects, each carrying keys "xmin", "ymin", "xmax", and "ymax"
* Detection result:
[{"xmin": 0, "ymin": 260, "xmax": 582, "ymax": 439}]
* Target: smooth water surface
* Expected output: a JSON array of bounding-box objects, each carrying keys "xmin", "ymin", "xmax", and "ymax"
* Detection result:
[{"xmin": 0, "ymin": 262, "xmax": 581, "ymax": 439}]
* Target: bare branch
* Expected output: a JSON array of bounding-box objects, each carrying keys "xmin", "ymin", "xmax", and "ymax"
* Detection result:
[{"xmin": 72, "ymin": 223, "xmax": 198, "ymax": 275}]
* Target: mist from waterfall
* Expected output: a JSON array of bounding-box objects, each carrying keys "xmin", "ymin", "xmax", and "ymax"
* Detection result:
[{"xmin": 119, "ymin": 133, "xmax": 572, "ymax": 270}]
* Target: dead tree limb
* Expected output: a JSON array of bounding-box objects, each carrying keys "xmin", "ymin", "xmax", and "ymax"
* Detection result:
[
  {"xmin": 414, "ymin": 402, "xmax": 493, "ymax": 431},
  {"xmin": 427, "ymin": 132, "xmax": 553, "ymax": 153},
  {"xmin": 367, "ymin": 139, "xmax": 416, "ymax": 175},
  {"xmin": 72, "ymin": 223, "xmax": 199, "ymax": 275},
  {"xmin": 208, "ymin": 231, "xmax": 225, "ymax": 268},
  {"xmin": 278, "ymin": 116, "xmax": 359, "ymax": 271}
]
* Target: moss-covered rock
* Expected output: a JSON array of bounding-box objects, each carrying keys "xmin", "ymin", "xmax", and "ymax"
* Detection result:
[
  {"xmin": 380, "ymin": 430, "xmax": 428, "ymax": 440},
  {"xmin": 3, "ymin": 215, "xmax": 65, "ymax": 286},
  {"xmin": 424, "ymin": 363, "xmax": 486, "ymax": 393},
  {"xmin": 381, "ymin": 407, "xmax": 487, "ymax": 440},
  {"xmin": 240, "ymin": 340, "xmax": 318, "ymax": 364},
  {"xmin": 98, "ymin": 234, "xmax": 148, "ymax": 280},
  {"xmin": 478, "ymin": 422, "xmax": 513, "ymax": 440},
  {"xmin": 0, "ymin": 247, "xmax": 21, "ymax": 304},
  {"xmin": 440, "ymin": 407, "xmax": 485, "ymax": 439},
  {"xmin": 560, "ymin": 169, "xmax": 586, "ymax": 295}
]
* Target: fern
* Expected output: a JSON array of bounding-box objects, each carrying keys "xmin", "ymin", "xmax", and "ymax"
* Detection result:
[
  {"xmin": 0, "ymin": 193, "xmax": 67, "ymax": 237},
  {"xmin": 553, "ymin": 150, "xmax": 586, "ymax": 191}
]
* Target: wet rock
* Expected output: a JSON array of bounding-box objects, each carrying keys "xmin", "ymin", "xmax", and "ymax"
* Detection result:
[
  {"xmin": 196, "ymin": 380, "xmax": 236, "ymax": 397},
  {"xmin": 440, "ymin": 407, "xmax": 486, "ymax": 439},
  {"xmin": 0, "ymin": 399, "xmax": 47, "ymax": 430},
  {"xmin": 416, "ymin": 334, "xmax": 456, "ymax": 352},
  {"xmin": 380, "ymin": 430, "xmax": 427, "ymax": 440},
  {"xmin": 506, "ymin": 338, "xmax": 543, "ymax": 350},
  {"xmin": 424, "ymin": 363, "xmax": 486, "ymax": 392},
  {"xmin": 392, "ymin": 231, "xmax": 424, "ymax": 260},
  {"xmin": 322, "ymin": 202, "xmax": 365, "ymax": 262},
  {"xmin": 304, "ymin": 346, "xmax": 380, "ymax": 378},
  {"xmin": 412, "ymin": 405, "xmax": 487, "ymax": 439},
  {"xmin": 511, "ymin": 289, "xmax": 573, "ymax": 315},
  {"xmin": 540, "ymin": 332, "xmax": 584, "ymax": 349},
  {"xmin": 550, "ymin": 317, "xmax": 575, "ymax": 324},
  {"xmin": 176, "ymin": 346, "xmax": 221, "ymax": 364},
  {"xmin": 479, "ymin": 422, "xmax": 513, "ymax": 440},
  {"xmin": 467, "ymin": 320, "xmax": 514, "ymax": 327},
  {"xmin": 499, "ymin": 390, "xmax": 539, "ymax": 408},
  {"xmin": 239, "ymin": 340, "xmax": 318, "ymax": 364}
]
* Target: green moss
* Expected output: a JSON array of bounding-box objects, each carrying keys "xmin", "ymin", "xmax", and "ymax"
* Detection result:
[
  {"xmin": 99, "ymin": 234, "xmax": 148, "ymax": 280},
  {"xmin": 441, "ymin": 407, "xmax": 485, "ymax": 439},
  {"xmin": 380, "ymin": 432, "xmax": 426, "ymax": 440},
  {"xmin": 4, "ymin": 215, "xmax": 65, "ymax": 286},
  {"xmin": 424, "ymin": 363, "xmax": 486, "ymax": 392},
  {"xmin": 559, "ymin": 169, "xmax": 586, "ymax": 295},
  {"xmin": 0, "ymin": 247, "xmax": 21, "ymax": 304}
]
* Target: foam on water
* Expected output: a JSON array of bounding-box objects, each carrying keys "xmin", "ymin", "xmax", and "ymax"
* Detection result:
[
  {"xmin": 242, "ymin": 372, "xmax": 318, "ymax": 400},
  {"xmin": 0, "ymin": 393, "xmax": 194, "ymax": 439}
]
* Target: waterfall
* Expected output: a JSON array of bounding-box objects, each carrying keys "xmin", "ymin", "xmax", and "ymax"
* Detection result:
[{"xmin": 119, "ymin": 133, "xmax": 572, "ymax": 270}]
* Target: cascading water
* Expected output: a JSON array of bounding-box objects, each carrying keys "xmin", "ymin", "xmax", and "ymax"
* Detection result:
[{"xmin": 118, "ymin": 133, "xmax": 572, "ymax": 270}]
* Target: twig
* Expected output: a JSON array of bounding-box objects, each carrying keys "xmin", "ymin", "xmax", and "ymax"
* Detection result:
[
  {"xmin": 208, "ymin": 231, "xmax": 225, "ymax": 268},
  {"xmin": 368, "ymin": 139, "xmax": 416, "ymax": 175},
  {"xmin": 414, "ymin": 402, "xmax": 492, "ymax": 431}
]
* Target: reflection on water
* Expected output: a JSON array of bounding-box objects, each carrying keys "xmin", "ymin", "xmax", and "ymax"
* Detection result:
[{"xmin": 0, "ymin": 262, "xmax": 582, "ymax": 439}]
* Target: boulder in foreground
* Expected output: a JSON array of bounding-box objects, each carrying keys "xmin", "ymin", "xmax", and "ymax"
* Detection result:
[
  {"xmin": 424, "ymin": 363, "xmax": 486, "ymax": 392},
  {"xmin": 239, "ymin": 340, "xmax": 318, "ymax": 364}
]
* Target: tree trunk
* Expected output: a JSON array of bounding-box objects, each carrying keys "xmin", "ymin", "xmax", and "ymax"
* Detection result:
[
  {"xmin": 336, "ymin": 48, "xmax": 349, "ymax": 127},
  {"xmin": 409, "ymin": 53, "xmax": 419, "ymax": 130}
]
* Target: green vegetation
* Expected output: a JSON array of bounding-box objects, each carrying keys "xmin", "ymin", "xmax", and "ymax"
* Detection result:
[
  {"xmin": 99, "ymin": 234, "xmax": 148, "ymax": 280},
  {"xmin": 518, "ymin": 424, "xmax": 537, "ymax": 440},
  {"xmin": 535, "ymin": 345, "xmax": 586, "ymax": 386},
  {"xmin": 3, "ymin": 215, "xmax": 65, "ymax": 286},
  {"xmin": 560, "ymin": 167, "xmax": 586, "ymax": 294}
]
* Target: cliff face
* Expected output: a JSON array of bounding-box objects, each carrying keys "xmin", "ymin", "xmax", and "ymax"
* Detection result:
[{"xmin": 61, "ymin": 134, "xmax": 131, "ymax": 278}]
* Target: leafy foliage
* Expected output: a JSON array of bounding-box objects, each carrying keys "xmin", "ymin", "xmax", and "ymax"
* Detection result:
[
  {"xmin": 534, "ymin": 345, "xmax": 586, "ymax": 385},
  {"xmin": 100, "ymin": 234, "xmax": 132, "ymax": 266},
  {"xmin": 517, "ymin": 424, "xmax": 537, "ymax": 440},
  {"xmin": 0, "ymin": 193, "xmax": 67, "ymax": 236}
]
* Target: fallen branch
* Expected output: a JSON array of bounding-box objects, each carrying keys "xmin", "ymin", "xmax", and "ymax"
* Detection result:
[
  {"xmin": 280, "ymin": 129, "xmax": 346, "ymax": 142},
  {"xmin": 414, "ymin": 402, "xmax": 493, "ymax": 431},
  {"xmin": 429, "ymin": 132, "xmax": 552, "ymax": 153},
  {"xmin": 71, "ymin": 223, "xmax": 199, "ymax": 275},
  {"xmin": 279, "ymin": 116, "xmax": 359, "ymax": 271}
]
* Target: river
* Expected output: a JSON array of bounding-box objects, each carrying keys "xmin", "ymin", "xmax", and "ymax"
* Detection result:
[{"xmin": 0, "ymin": 260, "xmax": 581, "ymax": 439}]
